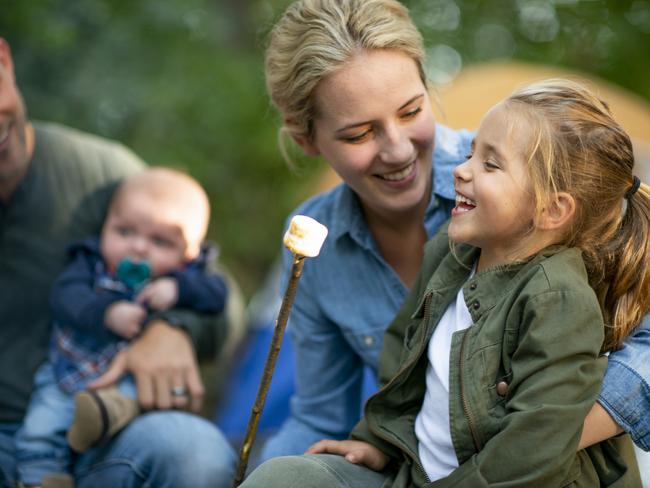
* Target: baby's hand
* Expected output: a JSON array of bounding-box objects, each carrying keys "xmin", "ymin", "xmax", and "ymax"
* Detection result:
[
  {"xmin": 306, "ymin": 439, "xmax": 389, "ymax": 471},
  {"xmin": 105, "ymin": 301, "xmax": 146, "ymax": 339},
  {"xmin": 136, "ymin": 277, "xmax": 179, "ymax": 311}
]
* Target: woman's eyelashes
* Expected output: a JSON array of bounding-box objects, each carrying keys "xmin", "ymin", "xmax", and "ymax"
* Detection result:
[
  {"xmin": 339, "ymin": 105, "xmax": 423, "ymax": 144},
  {"xmin": 341, "ymin": 129, "xmax": 371, "ymax": 144},
  {"xmin": 401, "ymin": 106, "xmax": 422, "ymax": 120}
]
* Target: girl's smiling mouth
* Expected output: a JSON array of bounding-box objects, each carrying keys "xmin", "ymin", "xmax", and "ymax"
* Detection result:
[{"xmin": 453, "ymin": 192, "xmax": 477, "ymax": 213}]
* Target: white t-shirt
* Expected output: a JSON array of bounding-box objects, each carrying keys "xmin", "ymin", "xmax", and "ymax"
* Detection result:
[{"xmin": 414, "ymin": 283, "xmax": 473, "ymax": 481}]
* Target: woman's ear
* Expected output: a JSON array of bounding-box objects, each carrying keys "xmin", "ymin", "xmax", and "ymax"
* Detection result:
[
  {"xmin": 538, "ymin": 192, "xmax": 576, "ymax": 230},
  {"xmin": 285, "ymin": 117, "xmax": 320, "ymax": 156}
]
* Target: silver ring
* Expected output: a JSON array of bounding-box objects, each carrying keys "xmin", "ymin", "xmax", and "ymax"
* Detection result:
[{"xmin": 171, "ymin": 386, "xmax": 188, "ymax": 397}]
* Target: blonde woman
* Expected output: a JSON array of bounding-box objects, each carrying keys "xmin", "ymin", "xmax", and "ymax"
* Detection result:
[{"xmin": 256, "ymin": 0, "xmax": 650, "ymax": 481}]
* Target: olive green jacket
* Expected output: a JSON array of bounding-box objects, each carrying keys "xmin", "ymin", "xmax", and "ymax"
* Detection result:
[{"xmin": 351, "ymin": 229, "xmax": 639, "ymax": 487}]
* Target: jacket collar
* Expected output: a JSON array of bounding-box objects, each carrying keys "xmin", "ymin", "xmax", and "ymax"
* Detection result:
[{"xmin": 426, "ymin": 240, "xmax": 574, "ymax": 321}]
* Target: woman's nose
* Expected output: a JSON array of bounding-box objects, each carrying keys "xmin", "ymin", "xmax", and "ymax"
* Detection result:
[{"xmin": 378, "ymin": 124, "xmax": 412, "ymax": 164}]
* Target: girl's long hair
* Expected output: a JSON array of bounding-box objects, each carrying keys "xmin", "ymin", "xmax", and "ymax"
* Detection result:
[{"xmin": 509, "ymin": 79, "xmax": 650, "ymax": 350}]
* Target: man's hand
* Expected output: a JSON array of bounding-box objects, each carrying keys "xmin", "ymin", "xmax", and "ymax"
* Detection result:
[
  {"xmin": 306, "ymin": 439, "xmax": 389, "ymax": 471},
  {"xmin": 105, "ymin": 301, "xmax": 146, "ymax": 338},
  {"xmin": 136, "ymin": 277, "xmax": 179, "ymax": 311},
  {"xmin": 88, "ymin": 320, "xmax": 204, "ymax": 413}
]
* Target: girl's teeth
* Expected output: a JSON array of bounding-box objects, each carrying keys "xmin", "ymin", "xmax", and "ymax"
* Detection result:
[
  {"xmin": 382, "ymin": 163, "xmax": 413, "ymax": 181},
  {"xmin": 455, "ymin": 194, "xmax": 476, "ymax": 206}
]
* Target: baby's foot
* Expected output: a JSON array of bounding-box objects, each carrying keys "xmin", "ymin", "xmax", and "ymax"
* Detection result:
[{"xmin": 67, "ymin": 387, "xmax": 139, "ymax": 452}]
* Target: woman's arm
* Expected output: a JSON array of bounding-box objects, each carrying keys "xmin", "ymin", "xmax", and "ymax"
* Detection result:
[
  {"xmin": 583, "ymin": 314, "xmax": 650, "ymax": 451},
  {"xmin": 579, "ymin": 402, "xmax": 623, "ymax": 449},
  {"xmin": 259, "ymin": 298, "xmax": 367, "ymax": 460},
  {"xmin": 259, "ymin": 249, "xmax": 368, "ymax": 461}
]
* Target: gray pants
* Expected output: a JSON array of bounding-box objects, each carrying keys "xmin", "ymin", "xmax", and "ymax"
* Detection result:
[{"xmin": 240, "ymin": 454, "xmax": 392, "ymax": 488}]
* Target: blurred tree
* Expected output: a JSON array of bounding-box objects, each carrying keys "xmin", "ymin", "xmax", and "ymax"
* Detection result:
[{"xmin": 1, "ymin": 0, "xmax": 648, "ymax": 295}]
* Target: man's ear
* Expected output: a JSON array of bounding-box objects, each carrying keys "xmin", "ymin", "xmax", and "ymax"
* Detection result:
[
  {"xmin": 285, "ymin": 117, "xmax": 320, "ymax": 156},
  {"xmin": 0, "ymin": 38, "xmax": 15, "ymax": 81},
  {"xmin": 538, "ymin": 191, "xmax": 576, "ymax": 230}
]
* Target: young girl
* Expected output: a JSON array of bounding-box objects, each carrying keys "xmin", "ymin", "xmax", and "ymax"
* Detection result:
[{"xmin": 243, "ymin": 79, "xmax": 650, "ymax": 486}]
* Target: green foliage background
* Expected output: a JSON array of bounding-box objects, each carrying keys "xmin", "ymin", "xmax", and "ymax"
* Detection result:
[{"xmin": 2, "ymin": 0, "xmax": 649, "ymax": 295}]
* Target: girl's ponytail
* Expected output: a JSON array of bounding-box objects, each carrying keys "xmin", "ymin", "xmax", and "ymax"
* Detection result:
[{"xmin": 601, "ymin": 180, "xmax": 650, "ymax": 350}]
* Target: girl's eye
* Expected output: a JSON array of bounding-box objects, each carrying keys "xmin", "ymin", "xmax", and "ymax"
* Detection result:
[
  {"xmin": 117, "ymin": 227, "xmax": 133, "ymax": 237},
  {"xmin": 484, "ymin": 160, "xmax": 500, "ymax": 170},
  {"xmin": 465, "ymin": 153, "xmax": 473, "ymax": 160},
  {"xmin": 401, "ymin": 106, "xmax": 422, "ymax": 120}
]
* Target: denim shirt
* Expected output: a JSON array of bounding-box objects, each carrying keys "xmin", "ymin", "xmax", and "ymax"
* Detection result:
[
  {"xmin": 260, "ymin": 123, "xmax": 650, "ymax": 460},
  {"xmin": 600, "ymin": 315, "xmax": 650, "ymax": 450}
]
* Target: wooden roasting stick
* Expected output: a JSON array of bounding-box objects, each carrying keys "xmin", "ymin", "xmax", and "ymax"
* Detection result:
[{"xmin": 232, "ymin": 215, "xmax": 328, "ymax": 487}]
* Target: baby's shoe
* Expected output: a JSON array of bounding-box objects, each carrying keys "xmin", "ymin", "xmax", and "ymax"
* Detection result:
[
  {"xmin": 41, "ymin": 472, "xmax": 74, "ymax": 488},
  {"xmin": 67, "ymin": 387, "xmax": 139, "ymax": 452}
]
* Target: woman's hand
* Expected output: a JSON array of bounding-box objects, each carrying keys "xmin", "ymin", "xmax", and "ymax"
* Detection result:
[{"xmin": 307, "ymin": 439, "xmax": 389, "ymax": 471}]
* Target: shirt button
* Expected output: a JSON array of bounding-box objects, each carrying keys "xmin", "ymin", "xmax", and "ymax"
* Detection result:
[
  {"xmin": 364, "ymin": 335, "xmax": 375, "ymax": 347},
  {"xmin": 472, "ymin": 301, "xmax": 480, "ymax": 310},
  {"xmin": 497, "ymin": 381, "xmax": 509, "ymax": 396},
  {"xmin": 469, "ymin": 283, "xmax": 477, "ymax": 290}
]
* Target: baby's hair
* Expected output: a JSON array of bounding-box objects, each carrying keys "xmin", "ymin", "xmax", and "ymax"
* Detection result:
[
  {"xmin": 507, "ymin": 79, "xmax": 650, "ymax": 350},
  {"xmin": 111, "ymin": 167, "xmax": 211, "ymax": 258},
  {"xmin": 265, "ymin": 0, "xmax": 425, "ymax": 162}
]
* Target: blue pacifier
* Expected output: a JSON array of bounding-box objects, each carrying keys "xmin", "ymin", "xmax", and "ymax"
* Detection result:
[{"xmin": 116, "ymin": 258, "xmax": 151, "ymax": 290}]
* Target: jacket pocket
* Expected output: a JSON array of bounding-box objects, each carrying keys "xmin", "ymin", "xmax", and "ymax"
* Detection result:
[
  {"xmin": 479, "ymin": 341, "xmax": 508, "ymax": 398},
  {"xmin": 559, "ymin": 451, "xmax": 597, "ymax": 487}
]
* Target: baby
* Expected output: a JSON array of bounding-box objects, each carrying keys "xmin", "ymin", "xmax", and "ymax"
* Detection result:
[{"xmin": 16, "ymin": 167, "xmax": 228, "ymax": 488}]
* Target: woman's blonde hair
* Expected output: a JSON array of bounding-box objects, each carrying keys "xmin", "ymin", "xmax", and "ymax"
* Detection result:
[
  {"xmin": 508, "ymin": 79, "xmax": 650, "ymax": 350},
  {"xmin": 265, "ymin": 0, "xmax": 425, "ymax": 158}
]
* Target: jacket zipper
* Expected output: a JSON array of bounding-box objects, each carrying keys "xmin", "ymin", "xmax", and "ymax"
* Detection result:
[
  {"xmin": 364, "ymin": 292, "xmax": 434, "ymax": 483},
  {"xmin": 459, "ymin": 328, "xmax": 482, "ymax": 452}
]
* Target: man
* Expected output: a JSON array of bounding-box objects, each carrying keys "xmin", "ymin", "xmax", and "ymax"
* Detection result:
[{"xmin": 0, "ymin": 38, "xmax": 236, "ymax": 487}]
